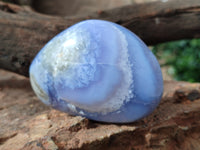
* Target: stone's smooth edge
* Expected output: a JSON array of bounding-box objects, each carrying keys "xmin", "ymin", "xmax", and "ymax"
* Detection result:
[
  {"xmin": 29, "ymin": 19, "xmax": 163, "ymax": 123},
  {"xmin": 29, "ymin": 74, "xmax": 50, "ymax": 105},
  {"xmin": 111, "ymin": 21, "xmax": 163, "ymax": 103}
]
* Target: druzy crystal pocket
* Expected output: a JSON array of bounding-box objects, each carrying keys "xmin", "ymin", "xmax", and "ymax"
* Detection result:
[{"xmin": 29, "ymin": 20, "xmax": 163, "ymax": 123}]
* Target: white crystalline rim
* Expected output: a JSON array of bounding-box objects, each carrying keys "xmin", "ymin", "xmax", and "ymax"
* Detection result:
[
  {"xmin": 61, "ymin": 24, "xmax": 134, "ymax": 115},
  {"xmin": 86, "ymin": 25, "xmax": 134, "ymax": 115}
]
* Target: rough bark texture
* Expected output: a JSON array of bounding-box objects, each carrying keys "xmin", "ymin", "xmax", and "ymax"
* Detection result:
[
  {"xmin": 31, "ymin": 0, "xmax": 133, "ymax": 16},
  {"xmin": 0, "ymin": 69, "xmax": 200, "ymax": 150},
  {"xmin": 0, "ymin": 0, "xmax": 200, "ymax": 76}
]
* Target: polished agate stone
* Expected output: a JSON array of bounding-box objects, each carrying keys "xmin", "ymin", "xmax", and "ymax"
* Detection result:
[{"xmin": 29, "ymin": 20, "xmax": 163, "ymax": 123}]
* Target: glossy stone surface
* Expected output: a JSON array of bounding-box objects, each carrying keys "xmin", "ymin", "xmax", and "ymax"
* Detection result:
[{"xmin": 29, "ymin": 20, "xmax": 163, "ymax": 123}]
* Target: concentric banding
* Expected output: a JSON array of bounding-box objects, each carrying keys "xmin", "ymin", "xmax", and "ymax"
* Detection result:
[{"xmin": 30, "ymin": 20, "xmax": 134, "ymax": 115}]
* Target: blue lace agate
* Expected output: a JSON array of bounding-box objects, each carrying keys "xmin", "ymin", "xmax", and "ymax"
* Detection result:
[{"xmin": 29, "ymin": 20, "xmax": 163, "ymax": 123}]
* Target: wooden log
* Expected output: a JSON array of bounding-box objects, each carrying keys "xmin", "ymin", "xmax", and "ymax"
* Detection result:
[
  {"xmin": 0, "ymin": 0, "xmax": 200, "ymax": 76},
  {"xmin": 0, "ymin": 69, "xmax": 200, "ymax": 150}
]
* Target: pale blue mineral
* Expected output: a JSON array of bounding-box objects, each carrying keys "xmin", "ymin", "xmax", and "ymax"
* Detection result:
[{"xmin": 29, "ymin": 20, "xmax": 163, "ymax": 123}]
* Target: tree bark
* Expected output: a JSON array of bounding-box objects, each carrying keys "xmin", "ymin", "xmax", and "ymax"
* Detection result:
[
  {"xmin": 0, "ymin": 0, "xmax": 200, "ymax": 76},
  {"xmin": 31, "ymin": 0, "xmax": 133, "ymax": 16},
  {"xmin": 1, "ymin": 70, "xmax": 200, "ymax": 149}
]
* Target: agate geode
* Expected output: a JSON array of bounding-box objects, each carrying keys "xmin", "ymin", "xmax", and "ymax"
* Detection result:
[{"xmin": 29, "ymin": 20, "xmax": 163, "ymax": 123}]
